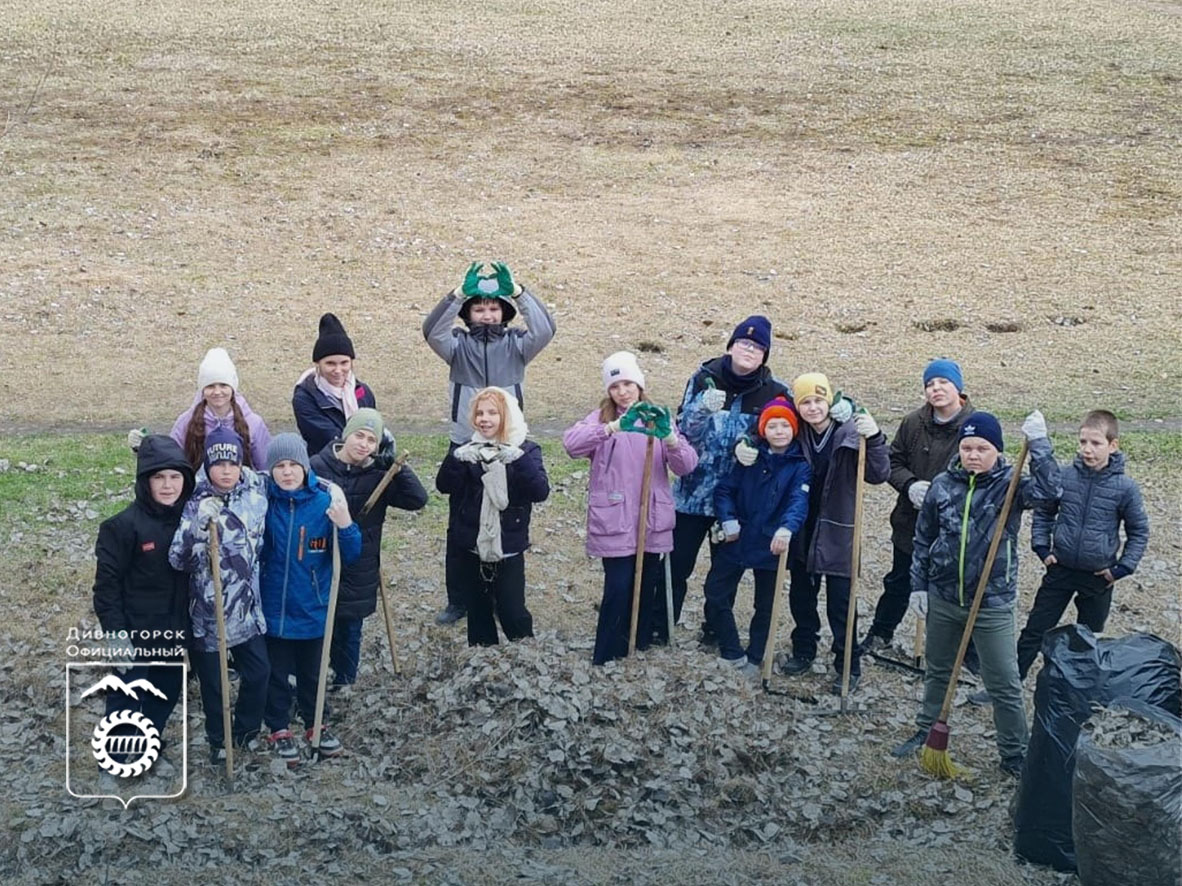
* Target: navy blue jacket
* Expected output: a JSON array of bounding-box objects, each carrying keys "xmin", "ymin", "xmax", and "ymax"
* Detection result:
[
  {"xmin": 292, "ymin": 374, "xmax": 378, "ymax": 457},
  {"xmin": 260, "ymin": 469, "xmax": 362, "ymax": 639},
  {"xmin": 435, "ymin": 441, "xmax": 550, "ymax": 555},
  {"xmin": 713, "ymin": 442, "xmax": 812, "ymax": 572},
  {"xmin": 1031, "ymin": 452, "xmax": 1148, "ymax": 578}
]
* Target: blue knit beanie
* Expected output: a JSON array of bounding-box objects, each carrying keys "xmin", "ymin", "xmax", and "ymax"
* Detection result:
[
  {"xmin": 727, "ymin": 315, "xmax": 772, "ymax": 364},
  {"xmin": 923, "ymin": 358, "xmax": 964, "ymax": 393},
  {"xmin": 959, "ymin": 412, "xmax": 1004, "ymax": 452},
  {"xmin": 204, "ymin": 426, "xmax": 244, "ymax": 473}
]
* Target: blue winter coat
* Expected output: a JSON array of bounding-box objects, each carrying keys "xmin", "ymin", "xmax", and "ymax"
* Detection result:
[
  {"xmin": 1031, "ymin": 451, "xmax": 1149, "ymax": 578},
  {"xmin": 260, "ymin": 470, "xmax": 362, "ymax": 639},
  {"xmin": 712, "ymin": 443, "xmax": 812, "ymax": 572},
  {"xmin": 672, "ymin": 356, "xmax": 789, "ymax": 516},
  {"xmin": 911, "ymin": 437, "xmax": 1061, "ymax": 609},
  {"xmin": 169, "ymin": 467, "xmax": 269, "ymax": 653}
]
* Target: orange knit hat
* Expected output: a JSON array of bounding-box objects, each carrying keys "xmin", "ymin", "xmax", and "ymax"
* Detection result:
[{"xmin": 758, "ymin": 396, "xmax": 799, "ymax": 439}]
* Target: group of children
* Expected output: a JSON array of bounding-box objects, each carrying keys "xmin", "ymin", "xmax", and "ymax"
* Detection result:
[{"xmin": 94, "ymin": 262, "xmax": 1151, "ymax": 777}]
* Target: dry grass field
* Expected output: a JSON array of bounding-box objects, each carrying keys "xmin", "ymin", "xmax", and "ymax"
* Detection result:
[
  {"xmin": 1, "ymin": 0, "xmax": 1179, "ymax": 431},
  {"xmin": 1, "ymin": 0, "xmax": 1179, "ymax": 883}
]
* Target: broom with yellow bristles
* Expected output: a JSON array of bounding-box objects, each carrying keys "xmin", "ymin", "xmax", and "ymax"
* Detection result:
[{"xmin": 920, "ymin": 439, "xmax": 1029, "ymax": 778}]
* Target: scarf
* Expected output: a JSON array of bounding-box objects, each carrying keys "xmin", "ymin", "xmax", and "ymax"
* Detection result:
[
  {"xmin": 298, "ymin": 367, "xmax": 359, "ymax": 419},
  {"xmin": 454, "ymin": 439, "xmax": 512, "ymax": 563}
]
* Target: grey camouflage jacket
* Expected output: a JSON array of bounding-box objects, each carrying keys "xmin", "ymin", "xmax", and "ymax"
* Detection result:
[{"xmin": 169, "ymin": 467, "xmax": 268, "ymax": 652}]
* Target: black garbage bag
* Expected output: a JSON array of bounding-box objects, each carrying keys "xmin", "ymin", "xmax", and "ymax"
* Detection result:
[
  {"xmin": 1073, "ymin": 700, "xmax": 1182, "ymax": 886},
  {"xmin": 1011, "ymin": 625, "xmax": 1181, "ymax": 871}
]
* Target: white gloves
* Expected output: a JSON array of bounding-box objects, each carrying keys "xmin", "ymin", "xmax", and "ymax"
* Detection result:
[
  {"xmin": 192, "ymin": 497, "xmax": 222, "ymax": 540},
  {"xmin": 909, "ymin": 591, "xmax": 928, "ymax": 618},
  {"xmin": 127, "ymin": 427, "xmax": 147, "ymax": 453},
  {"xmin": 495, "ymin": 445, "xmax": 524, "ymax": 464},
  {"xmin": 734, "ymin": 438, "xmax": 758, "ymax": 467},
  {"xmin": 770, "ymin": 527, "xmax": 791, "ymax": 555},
  {"xmin": 453, "ymin": 443, "xmax": 481, "ymax": 464},
  {"xmin": 324, "ymin": 482, "xmax": 351, "ymax": 527},
  {"xmin": 829, "ymin": 396, "xmax": 854, "ymax": 424},
  {"xmin": 700, "ymin": 387, "xmax": 726, "ymax": 413},
  {"xmin": 907, "ymin": 480, "xmax": 931, "ymax": 509},
  {"xmin": 721, "ymin": 520, "xmax": 740, "ymax": 541},
  {"xmin": 1021, "ymin": 409, "xmax": 1048, "ymax": 440},
  {"xmin": 605, "ymin": 419, "xmax": 621, "ymax": 435},
  {"xmin": 854, "ymin": 410, "xmax": 879, "ymax": 438}
]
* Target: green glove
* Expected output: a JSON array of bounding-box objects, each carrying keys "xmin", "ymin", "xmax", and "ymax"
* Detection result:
[
  {"xmin": 619, "ymin": 401, "xmax": 645, "ymax": 432},
  {"xmin": 492, "ymin": 261, "xmax": 521, "ymax": 297},
  {"xmin": 460, "ymin": 262, "xmax": 484, "ymax": 298},
  {"xmin": 651, "ymin": 405, "xmax": 673, "ymax": 439}
]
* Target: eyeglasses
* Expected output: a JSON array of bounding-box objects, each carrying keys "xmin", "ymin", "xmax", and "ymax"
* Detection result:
[{"xmin": 731, "ymin": 339, "xmax": 766, "ymax": 353}]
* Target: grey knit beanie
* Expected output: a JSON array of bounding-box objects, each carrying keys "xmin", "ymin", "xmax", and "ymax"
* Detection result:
[{"xmin": 266, "ymin": 433, "xmax": 312, "ymax": 474}]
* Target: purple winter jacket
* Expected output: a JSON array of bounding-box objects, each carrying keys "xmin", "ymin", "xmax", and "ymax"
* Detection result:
[
  {"xmin": 563, "ymin": 408, "xmax": 699, "ymax": 558},
  {"xmin": 170, "ymin": 392, "xmax": 272, "ymax": 470}
]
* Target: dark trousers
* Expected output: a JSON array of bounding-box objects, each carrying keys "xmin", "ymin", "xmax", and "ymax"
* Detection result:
[
  {"xmin": 703, "ymin": 559, "xmax": 778, "ymax": 664},
  {"xmin": 329, "ymin": 617, "xmax": 362, "ymax": 686},
  {"xmin": 1017, "ymin": 563, "xmax": 1113, "ymax": 680},
  {"xmin": 104, "ymin": 657, "xmax": 185, "ymax": 752},
  {"xmin": 670, "ymin": 511, "xmax": 718, "ymax": 626},
  {"xmin": 868, "ymin": 544, "xmax": 913, "ymax": 642},
  {"xmin": 264, "ymin": 636, "xmax": 322, "ymax": 732},
  {"xmin": 788, "ymin": 567, "xmax": 861, "ymax": 676},
  {"xmin": 191, "ymin": 634, "xmax": 270, "ymax": 747},
  {"xmin": 443, "ymin": 442, "xmax": 467, "ymax": 611},
  {"xmin": 594, "ymin": 554, "xmax": 666, "ymax": 665},
  {"xmin": 455, "ymin": 551, "xmax": 534, "ymax": 647}
]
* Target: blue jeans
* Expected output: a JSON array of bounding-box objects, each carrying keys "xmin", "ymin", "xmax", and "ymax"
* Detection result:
[
  {"xmin": 330, "ymin": 617, "xmax": 363, "ymax": 686},
  {"xmin": 594, "ymin": 554, "xmax": 665, "ymax": 665},
  {"xmin": 191, "ymin": 634, "xmax": 269, "ymax": 747},
  {"xmin": 703, "ymin": 559, "xmax": 778, "ymax": 664}
]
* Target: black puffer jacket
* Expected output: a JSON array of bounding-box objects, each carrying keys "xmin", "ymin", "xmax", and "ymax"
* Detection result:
[
  {"xmin": 93, "ymin": 436, "xmax": 196, "ymax": 640},
  {"xmin": 310, "ymin": 443, "xmax": 429, "ymax": 621},
  {"xmin": 887, "ymin": 397, "xmax": 975, "ymax": 553},
  {"xmin": 1032, "ymin": 452, "xmax": 1149, "ymax": 578}
]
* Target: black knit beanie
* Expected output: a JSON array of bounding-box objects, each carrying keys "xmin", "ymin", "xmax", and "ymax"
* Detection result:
[{"xmin": 312, "ymin": 313, "xmax": 356, "ymax": 362}]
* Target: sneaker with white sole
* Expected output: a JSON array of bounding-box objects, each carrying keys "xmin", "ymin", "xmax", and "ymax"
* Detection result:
[
  {"xmin": 306, "ymin": 726, "xmax": 343, "ymax": 757},
  {"xmin": 267, "ymin": 729, "xmax": 301, "ymax": 768}
]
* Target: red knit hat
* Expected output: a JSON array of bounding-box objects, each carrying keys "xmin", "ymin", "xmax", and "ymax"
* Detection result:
[{"xmin": 758, "ymin": 396, "xmax": 799, "ymax": 438}]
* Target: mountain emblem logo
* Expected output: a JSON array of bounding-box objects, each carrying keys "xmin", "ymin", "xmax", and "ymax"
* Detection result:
[{"xmin": 80, "ymin": 675, "xmax": 165, "ymax": 778}]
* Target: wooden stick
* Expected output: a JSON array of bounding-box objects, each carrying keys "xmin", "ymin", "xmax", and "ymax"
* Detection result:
[
  {"xmin": 760, "ymin": 548, "xmax": 791, "ymax": 684},
  {"xmin": 627, "ymin": 435, "xmax": 656, "ymax": 655},
  {"xmin": 934, "ymin": 439, "xmax": 1030, "ymax": 725},
  {"xmin": 840, "ymin": 436, "xmax": 867, "ymax": 712},
  {"xmin": 360, "ymin": 453, "xmax": 408, "ymax": 517},
  {"xmin": 208, "ymin": 521, "xmax": 234, "ymax": 785},
  {"xmin": 376, "ymin": 569, "xmax": 401, "ymax": 675},
  {"xmin": 311, "ymin": 525, "xmax": 342, "ymax": 758},
  {"xmin": 914, "ymin": 615, "xmax": 926, "ymax": 670}
]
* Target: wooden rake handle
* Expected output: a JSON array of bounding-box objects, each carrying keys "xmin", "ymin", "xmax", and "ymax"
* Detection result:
[
  {"xmin": 760, "ymin": 548, "xmax": 791, "ymax": 683},
  {"xmin": 360, "ymin": 453, "xmax": 409, "ymax": 517},
  {"xmin": 934, "ymin": 438, "xmax": 1030, "ymax": 724},
  {"xmin": 840, "ymin": 436, "xmax": 867, "ymax": 709},
  {"xmin": 311, "ymin": 525, "xmax": 342, "ymax": 755},
  {"xmin": 208, "ymin": 521, "xmax": 234, "ymax": 784},
  {"xmin": 627, "ymin": 435, "xmax": 656, "ymax": 655}
]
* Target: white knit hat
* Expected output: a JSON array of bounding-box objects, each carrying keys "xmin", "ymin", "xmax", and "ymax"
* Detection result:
[
  {"xmin": 197, "ymin": 347, "xmax": 239, "ymax": 392},
  {"xmin": 601, "ymin": 351, "xmax": 646, "ymax": 392}
]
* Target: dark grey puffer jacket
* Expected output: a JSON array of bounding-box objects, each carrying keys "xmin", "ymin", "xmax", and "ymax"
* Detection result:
[
  {"xmin": 911, "ymin": 437, "xmax": 1061, "ymax": 609},
  {"xmin": 1031, "ymin": 452, "xmax": 1149, "ymax": 579}
]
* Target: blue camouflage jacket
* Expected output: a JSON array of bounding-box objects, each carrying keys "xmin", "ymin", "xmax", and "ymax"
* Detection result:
[
  {"xmin": 672, "ymin": 357, "xmax": 789, "ymax": 516},
  {"xmin": 169, "ymin": 467, "xmax": 269, "ymax": 652},
  {"xmin": 911, "ymin": 437, "xmax": 1061, "ymax": 609}
]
